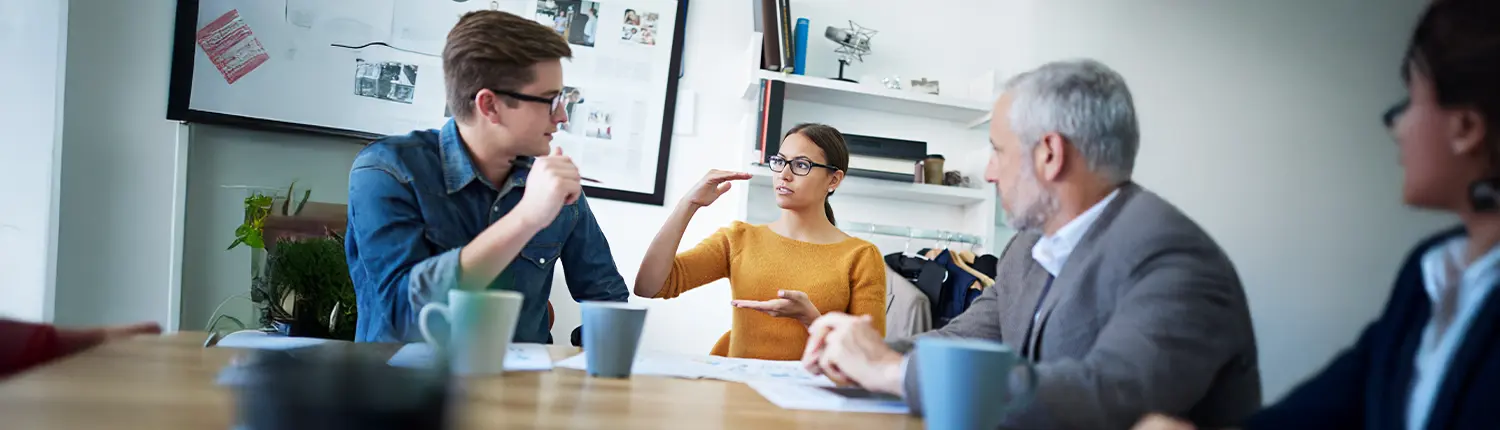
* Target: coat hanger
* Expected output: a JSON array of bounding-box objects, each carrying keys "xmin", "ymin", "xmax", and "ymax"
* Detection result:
[
  {"xmin": 957, "ymin": 247, "xmax": 976, "ymax": 265},
  {"xmin": 903, "ymin": 230, "xmax": 914, "ymax": 256}
]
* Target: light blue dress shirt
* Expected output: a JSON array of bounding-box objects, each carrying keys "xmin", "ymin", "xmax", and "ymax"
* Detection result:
[{"xmin": 1407, "ymin": 236, "xmax": 1500, "ymax": 430}]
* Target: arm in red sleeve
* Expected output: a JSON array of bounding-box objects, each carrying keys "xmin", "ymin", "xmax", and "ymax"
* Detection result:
[{"xmin": 0, "ymin": 319, "xmax": 65, "ymax": 378}]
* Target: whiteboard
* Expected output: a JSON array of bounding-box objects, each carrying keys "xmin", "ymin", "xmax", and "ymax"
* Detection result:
[{"xmin": 167, "ymin": 0, "xmax": 689, "ymax": 205}]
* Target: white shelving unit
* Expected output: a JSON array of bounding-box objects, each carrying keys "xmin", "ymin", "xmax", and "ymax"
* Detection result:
[
  {"xmin": 739, "ymin": 163, "xmax": 997, "ymax": 252},
  {"xmin": 746, "ymin": 169, "xmax": 988, "ymax": 206},
  {"xmin": 733, "ymin": 34, "xmax": 1002, "ymax": 250},
  {"xmin": 743, "ymin": 70, "xmax": 991, "ymax": 127}
]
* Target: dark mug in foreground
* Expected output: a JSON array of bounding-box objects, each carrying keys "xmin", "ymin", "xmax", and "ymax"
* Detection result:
[{"xmin": 227, "ymin": 345, "xmax": 455, "ymax": 430}]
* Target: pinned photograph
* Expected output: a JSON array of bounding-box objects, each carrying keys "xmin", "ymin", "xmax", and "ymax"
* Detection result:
[
  {"xmin": 620, "ymin": 9, "xmax": 659, "ymax": 46},
  {"xmin": 559, "ymin": 86, "xmax": 586, "ymax": 133},
  {"xmin": 535, "ymin": 0, "xmax": 600, "ymax": 47},
  {"xmin": 354, "ymin": 59, "xmax": 418, "ymax": 104},
  {"xmin": 583, "ymin": 109, "xmax": 614, "ymax": 140}
]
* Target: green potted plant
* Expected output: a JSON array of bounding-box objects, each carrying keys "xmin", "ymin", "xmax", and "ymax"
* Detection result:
[
  {"xmin": 228, "ymin": 182, "xmax": 356, "ymax": 340},
  {"xmin": 255, "ymin": 232, "xmax": 357, "ymax": 340}
]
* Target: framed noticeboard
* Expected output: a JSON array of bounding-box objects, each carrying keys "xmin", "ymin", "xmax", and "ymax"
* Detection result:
[{"xmin": 168, "ymin": 0, "xmax": 689, "ymax": 205}]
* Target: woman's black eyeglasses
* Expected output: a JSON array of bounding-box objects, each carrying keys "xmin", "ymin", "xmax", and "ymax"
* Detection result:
[
  {"xmin": 1383, "ymin": 98, "xmax": 1410, "ymax": 130},
  {"xmin": 768, "ymin": 155, "xmax": 839, "ymax": 176},
  {"xmin": 484, "ymin": 89, "xmax": 566, "ymax": 115}
]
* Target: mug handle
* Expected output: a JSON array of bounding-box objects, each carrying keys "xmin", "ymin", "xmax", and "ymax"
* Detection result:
[
  {"xmin": 418, "ymin": 303, "xmax": 452, "ymax": 350},
  {"xmin": 1005, "ymin": 359, "xmax": 1040, "ymax": 415}
]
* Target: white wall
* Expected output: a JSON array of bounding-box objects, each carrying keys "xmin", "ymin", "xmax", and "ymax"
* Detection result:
[
  {"xmin": 52, "ymin": 0, "xmax": 184, "ymax": 328},
  {"xmin": 0, "ymin": 0, "xmax": 68, "ymax": 322},
  {"xmin": 1022, "ymin": 0, "xmax": 1452, "ymax": 401}
]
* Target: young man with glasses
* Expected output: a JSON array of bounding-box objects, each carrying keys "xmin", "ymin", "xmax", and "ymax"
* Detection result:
[{"xmin": 345, "ymin": 10, "xmax": 628, "ymax": 344}]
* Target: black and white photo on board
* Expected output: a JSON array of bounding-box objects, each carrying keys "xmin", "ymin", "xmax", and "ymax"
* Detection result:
[{"xmin": 354, "ymin": 58, "xmax": 418, "ymax": 104}]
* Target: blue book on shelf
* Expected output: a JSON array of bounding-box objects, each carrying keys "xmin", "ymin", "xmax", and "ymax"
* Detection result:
[{"xmin": 794, "ymin": 18, "xmax": 809, "ymax": 75}]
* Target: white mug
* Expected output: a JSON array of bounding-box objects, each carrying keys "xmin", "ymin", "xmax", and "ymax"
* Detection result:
[{"xmin": 418, "ymin": 289, "xmax": 523, "ymax": 376}]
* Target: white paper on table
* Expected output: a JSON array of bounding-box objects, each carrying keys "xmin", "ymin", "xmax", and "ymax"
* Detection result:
[
  {"xmin": 386, "ymin": 342, "xmax": 554, "ymax": 371},
  {"xmin": 747, "ymin": 381, "xmax": 910, "ymax": 414},
  {"xmin": 212, "ymin": 330, "xmax": 338, "ymax": 350},
  {"xmin": 555, "ymin": 351, "xmax": 835, "ymax": 386}
]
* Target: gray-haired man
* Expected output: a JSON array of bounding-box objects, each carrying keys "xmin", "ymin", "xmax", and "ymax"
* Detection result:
[{"xmin": 801, "ymin": 59, "xmax": 1262, "ymax": 429}]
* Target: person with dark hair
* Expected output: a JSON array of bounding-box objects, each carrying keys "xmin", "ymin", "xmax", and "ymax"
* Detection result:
[
  {"xmin": 345, "ymin": 10, "xmax": 628, "ymax": 344},
  {"xmin": 632, "ymin": 123, "xmax": 887, "ymax": 360},
  {"xmin": 1135, "ymin": 1, "xmax": 1500, "ymax": 429}
]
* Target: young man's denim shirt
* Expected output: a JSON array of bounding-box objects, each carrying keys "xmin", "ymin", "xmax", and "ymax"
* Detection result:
[{"xmin": 345, "ymin": 119, "xmax": 628, "ymax": 343}]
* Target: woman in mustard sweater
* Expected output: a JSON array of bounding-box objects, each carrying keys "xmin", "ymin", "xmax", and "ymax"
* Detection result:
[{"xmin": 633, "ymin": 123, "xmax": 887, "ymax": 360}]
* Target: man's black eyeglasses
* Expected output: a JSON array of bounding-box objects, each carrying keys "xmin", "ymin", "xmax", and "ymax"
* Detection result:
[
  {"xmin": 485, "ymin": 89, "xmax": 565, "ymax": 116},
  {"xmin": 1383, "ymin": 98, "xmax": 1410, "ymax": 129},
  {"xmin": 768, "ymin": 155, "xmax": 839, "ymax": 176}
]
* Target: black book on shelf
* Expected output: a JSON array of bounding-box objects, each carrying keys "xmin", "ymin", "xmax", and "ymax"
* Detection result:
[
  {"xmin": 758, "ymin": 0, "xmax": 782, "ymax": 71},
  {"xmin": 755, "ymin": 79, "xmax": 787, "ymax": 164},
  {"xmin": 843, "ymin": 133, "xmax": 927, "ymax": 183},
  {"xmin": 777, "ymin": 0, "xmax": 794, "ymax": 71}
]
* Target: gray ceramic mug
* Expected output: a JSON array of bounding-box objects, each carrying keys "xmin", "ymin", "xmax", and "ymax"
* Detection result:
[{"xmin": 579, "ymin": 301, "xmax": 648, "ymax": 378}]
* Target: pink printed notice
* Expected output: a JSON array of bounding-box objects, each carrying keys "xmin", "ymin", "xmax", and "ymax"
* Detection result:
[{"xmin": 195, "ymin": 9, "xmax": 269, "ymax": 84}]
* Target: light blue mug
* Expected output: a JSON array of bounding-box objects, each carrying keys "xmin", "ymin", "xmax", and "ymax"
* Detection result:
[
  {"xmin": 916, "ymin": 338, "xmax": 1038, "ymax": 430},
  {"xmin": 418, "ymin": 289, "xmax": 522, "ymax": 376}
]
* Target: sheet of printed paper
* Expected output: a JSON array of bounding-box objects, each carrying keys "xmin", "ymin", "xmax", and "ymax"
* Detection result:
[
  {"xmin": 747, "ymin": 381, "xmax": 910, "ymax": 414},
  {"xmin": 386, "ymin": 342, "xmax": 553, "ymax": 371},
  {"xmin": 195, "ymin": 9, "xmax": 270, "ymax": 84},
  {"xmin": 529, "ymin": 0, "xmax": 675, "ymax": 195},
  {"xmin": 555, "ymin": 350, "xmax": 835, "ymax": 386}
]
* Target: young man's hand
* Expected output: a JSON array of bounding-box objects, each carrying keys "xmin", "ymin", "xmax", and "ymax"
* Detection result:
[{"xmin": 517, "ymin": 147, "xmax": 582, "ymax": 228}]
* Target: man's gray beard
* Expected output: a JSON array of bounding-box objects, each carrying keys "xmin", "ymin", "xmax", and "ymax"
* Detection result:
[{"xmin": 1002, "ymin": 170, "xmax": 1059, "ymax": 233}]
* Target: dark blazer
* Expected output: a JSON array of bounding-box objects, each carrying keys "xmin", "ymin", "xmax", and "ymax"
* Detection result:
[
  {"xmin": 890, "ymin": 183, "xmax": 1262, "ymax": 429},
  {"xmin": 1247, "ymin": 226, "xmax": 1500, "ymax": 430}
]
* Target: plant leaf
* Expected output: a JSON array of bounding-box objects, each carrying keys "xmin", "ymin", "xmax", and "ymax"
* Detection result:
[
  {"xmin": 294, "ymin": 189, "xmax": 312, "ymax": 216},
  {"xmin": 245, "ymin": 232, "xmax": 264, "ymax": 249},
  {"xmin": 282, "ymin": 182, "xmax": 296, "ymax": 216}
]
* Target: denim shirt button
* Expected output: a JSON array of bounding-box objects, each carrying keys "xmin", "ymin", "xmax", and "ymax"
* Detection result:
[{"xmin": 539, "ymin": 258, "xmax": 547, "ymax": 264}]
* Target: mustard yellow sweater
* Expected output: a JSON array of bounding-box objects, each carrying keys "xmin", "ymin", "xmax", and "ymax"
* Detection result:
[{"xmin": 654, "ymin": 221, "xmax": 887, "ymax": 360}]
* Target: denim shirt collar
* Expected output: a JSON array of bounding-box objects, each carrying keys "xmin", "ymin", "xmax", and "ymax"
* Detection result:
[{"xmin": 439, "ymin": 118, "xmax": 534, "ymax": 195}]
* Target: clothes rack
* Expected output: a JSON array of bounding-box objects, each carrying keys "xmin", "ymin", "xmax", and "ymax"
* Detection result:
[{"xmin": 838, "ymin": 221, "xmax": 983, "ymax": 246}]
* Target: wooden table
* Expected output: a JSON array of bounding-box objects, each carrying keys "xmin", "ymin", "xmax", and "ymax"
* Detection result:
[{"xmin": 0, "ymin": 332, "xmax": 922, "ymax": 429}]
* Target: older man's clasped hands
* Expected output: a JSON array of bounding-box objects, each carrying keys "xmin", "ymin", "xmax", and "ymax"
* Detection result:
[{"xmin": 800, "ymin": 312, "xmax": 905, "ymax": 395}]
